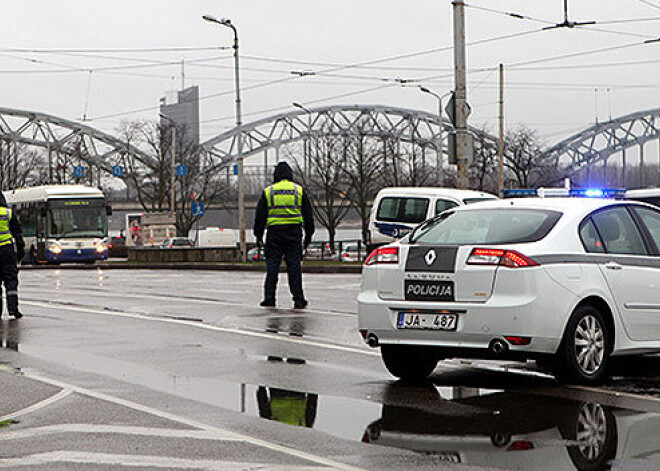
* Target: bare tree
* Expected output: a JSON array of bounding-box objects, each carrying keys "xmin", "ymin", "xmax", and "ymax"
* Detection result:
[
  {"xmin": 504, "ymin": 126, "xmax": 557, "ymax": 188},
  {"xmin": 471, "ymin": 127, "xmax": 498, "ymax": 192},
  {"xmin": 286, "ymin": 132, "xmax": 351, "ymax": 249},
  {"xmin": 0, "ymin": 141, "xmax": 49, "ymax": 190}
]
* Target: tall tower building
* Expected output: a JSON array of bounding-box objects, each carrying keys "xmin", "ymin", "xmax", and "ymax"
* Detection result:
[{"xmin": 159, "ymin": 85, "xmax": 200, "ymax": 147}]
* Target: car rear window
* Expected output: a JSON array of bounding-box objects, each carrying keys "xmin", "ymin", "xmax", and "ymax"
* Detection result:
[
  {"xmin": 377, "ymin": 197, "xmax": 429, "ymax": 224},
  {"xmin": 410, "ymin": 208, "xmax": 562, "ymax": 245}
]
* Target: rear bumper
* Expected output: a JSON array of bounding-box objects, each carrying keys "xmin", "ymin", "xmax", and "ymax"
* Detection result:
[{"xmin": 357, "ymin": 287, "xmax": 577, "ymax": 355}]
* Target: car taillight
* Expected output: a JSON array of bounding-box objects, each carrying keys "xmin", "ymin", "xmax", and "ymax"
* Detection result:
[
  {"xmin": 365, "ymin": 246, "xmax": 399, "ymax": 266},
  {"xmin": 467, "ymin": 248, "xmax": 538, "ymax": 268}
]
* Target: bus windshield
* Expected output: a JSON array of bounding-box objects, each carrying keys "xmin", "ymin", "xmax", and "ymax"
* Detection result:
[{"xmin": 49, "ymin": 199, "xmax": 107, "ymax": 239}]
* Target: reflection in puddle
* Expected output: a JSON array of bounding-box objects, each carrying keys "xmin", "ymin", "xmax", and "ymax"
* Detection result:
[
  {"xmin": 0, "ymin": 321, "xmax": 20, "ymax": 352},
  {"xmin": 364, "ymin": 383, "xmax": 660, "ymax": 471}
]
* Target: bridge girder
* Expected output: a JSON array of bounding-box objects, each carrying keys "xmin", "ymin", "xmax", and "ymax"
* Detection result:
[
  {"xmin": 540, "ymin": 108, "xmax": 660, "ymax": 176},
  {"xmin": 200, "ymin": 104, "xmax": 500, "ymax": 171},
  {"xmin": 0, "ymin": 107, "xmax": 157, "ymax": 172}
]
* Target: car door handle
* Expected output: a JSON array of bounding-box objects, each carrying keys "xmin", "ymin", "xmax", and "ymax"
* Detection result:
[{"xmin": 605, "ymin": 261, "xmax": 623, "ymax": 271}]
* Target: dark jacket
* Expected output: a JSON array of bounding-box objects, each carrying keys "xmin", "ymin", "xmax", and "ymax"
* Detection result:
[
  {"xmin": 253, "ymin": 162, "xmax": 315, "ymax": 245},
  {"xmin": 0, "ymin": 192, "xmax": 25, "ymax": 254}
]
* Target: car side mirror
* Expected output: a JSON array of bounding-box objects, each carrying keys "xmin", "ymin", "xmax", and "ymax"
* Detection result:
[{"xmin": 106, "ymin": 205, "xmax": 113, "ymax": 216}]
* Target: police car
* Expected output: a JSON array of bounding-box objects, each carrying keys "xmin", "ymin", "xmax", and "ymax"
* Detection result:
[
  {"xmin": 368, "ymin": 187, "xmax": 497, "ymax": 252},
  {"xmin": 358, "ymin": 197, "xmax": 660, "ymax": 384}
]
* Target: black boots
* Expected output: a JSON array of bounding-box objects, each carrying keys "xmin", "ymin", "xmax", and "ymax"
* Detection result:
[{"xmin": 6, "ymin": 295, "xmax": 22, "ymax": 319}]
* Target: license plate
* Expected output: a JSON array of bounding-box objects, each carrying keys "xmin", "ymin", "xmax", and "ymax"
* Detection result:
[
  {"xmin": 397, "ymin": 312, "xmax": 458, "ymax": 331},
  {"xmin": 405, "ymin": 280, "xmax": 454, "ymax": 301}
]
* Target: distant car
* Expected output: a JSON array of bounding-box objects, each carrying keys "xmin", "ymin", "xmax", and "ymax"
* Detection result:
[
  {"xmin": 247, "ymin": 247, "xmax": 265, "ymax": 262},
  {"xmin": 359, "ymin": 197, "xmax": 660, "ymax": 385},
  {"xmin": 338, "ymin": 242, "xmax": 365, "ymax": 262},
  {"xmin": 161, "ymin": 237, "xmax": 194, "ymax": 249},
  {"xmin": 108, "ymin": 235, "xmax": 127, "ymax": 258},
  {"xmin": 305, "ymin": 241, "xmax": 335, "ymax": 260}
]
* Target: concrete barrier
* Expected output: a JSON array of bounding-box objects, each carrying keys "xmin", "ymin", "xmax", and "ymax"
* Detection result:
[{"xmin": 128, "ymin": 247, "xmax": 240, "ymax": 263}]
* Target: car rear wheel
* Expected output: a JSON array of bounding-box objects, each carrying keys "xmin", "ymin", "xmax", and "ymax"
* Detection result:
[
  {"xmin": 554, "ymin": 305, "xmax": 610, "ymax": 385},
  {"xmin": 380, "ymin": 345, "xmax": 439, "ymax": 383}
]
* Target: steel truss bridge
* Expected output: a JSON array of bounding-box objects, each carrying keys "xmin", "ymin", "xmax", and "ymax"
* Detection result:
[
  {"xmin": 1, "ymin": 105, "xmax": 659, "ymax": 188},
  {"xmin": 539, "ymin": 108, "xmax": 660, "ymax": 187},
  {"xmin": 0, "ymin": 107, "xmax": 155, "ymax": 185}
]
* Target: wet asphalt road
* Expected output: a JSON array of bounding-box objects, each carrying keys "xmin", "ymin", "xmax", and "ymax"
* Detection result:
[{"xmin": 2, "ymin": 268, "xmax": 660, "ymax": 470}]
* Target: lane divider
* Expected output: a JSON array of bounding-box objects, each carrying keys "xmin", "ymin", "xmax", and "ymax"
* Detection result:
[
  {"xmin": 23, "ymin": 300, "xmax": 379, "ymax": 358},
  {"xmin": 0, "ymin": 388, "xmax": 72, "ymax": 423}
]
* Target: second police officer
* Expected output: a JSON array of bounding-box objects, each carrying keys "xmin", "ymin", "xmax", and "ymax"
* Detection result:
[
  {"xmin": 253, "ymin": 162, "xmax": 314, "ymax": 309},
  {"xmin": 0, "ymin": 192, "xmax": 25, "ymax": 319}
]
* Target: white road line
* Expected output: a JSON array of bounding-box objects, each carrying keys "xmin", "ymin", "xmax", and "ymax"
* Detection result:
[
  {"xmin": 0, "ymin": 424, "xmax": 241, "ymax": 442},
  {"xmin": 0, "ymin": 388, "xmax": 72, "ymax": 423},
  {"xmin": 14, "ymin": 370, "xmax": 370, "ymax": 471},
  {"xmin": 0, "ymin": 452, "xmax": 330, "ymax": 470},
  {"xmin": 23, "ymin": 300, "xmax": 379, "ymax": 357},
  {"xmin": 22, "ymin": 288, "xmax": 356, "ymax": 318}
]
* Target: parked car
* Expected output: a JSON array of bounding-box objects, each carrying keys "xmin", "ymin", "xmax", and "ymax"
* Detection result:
[
  {"xmin": 108, "ymin": 235, "xmax": 127, "ymax": 258},
  {"xmin": 338, "ymin": 242, "xmax": 365, "ymax": 262},
  {"xmin": 359, "ymin": 197, "xmax": 660, "ymax": 385},
  {"xmin": 247, "ymin": 246, "xmax": 265, "ymax": 262},
  {"xmin": 161, "ymin": 237, "xmax": 194, "ymax": 249},
  {"xmin": 305, "ymin": 241, "xmax": 335, "ymax": 260}
]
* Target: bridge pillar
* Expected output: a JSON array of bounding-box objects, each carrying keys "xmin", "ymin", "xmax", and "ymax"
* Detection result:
[{"xmin": 639, "ymin": 142, "xmax": 645, "ymax": 188}]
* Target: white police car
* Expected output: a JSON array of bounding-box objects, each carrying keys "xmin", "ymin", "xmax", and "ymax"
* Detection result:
[
  {"xmin": 368, "ymin": 187, "xmax": 497, "ymax": 252},
  {"xmin": 358, "ymin": 197, "xmax": 660, "ymax": 384}
]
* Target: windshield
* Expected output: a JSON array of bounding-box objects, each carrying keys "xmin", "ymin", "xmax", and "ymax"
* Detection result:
[
  {"xmin": 410, "ymin": 208, "xmax": 562, "ymax": 245},
  {"xmin": 462, "ymin": 197, "xmax": 497, "ymax": 205},
  {"xmin": 48, "ymin": 199, "xmax": 107, "ymax": 239}
]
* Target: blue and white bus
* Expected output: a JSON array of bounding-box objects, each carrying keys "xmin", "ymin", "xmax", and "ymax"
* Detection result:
[{"xmin": 3, "ymin": 185, "xmax": 110, "ymax": 264}]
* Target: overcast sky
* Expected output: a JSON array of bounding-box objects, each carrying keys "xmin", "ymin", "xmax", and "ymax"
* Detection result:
[{"xmin": 2, "ymin": 0, "xmax": 660, "ymax": 148}]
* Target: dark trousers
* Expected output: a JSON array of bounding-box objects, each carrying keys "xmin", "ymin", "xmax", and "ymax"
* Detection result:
[
  {"xmin": 0, "ymin": 244, "xmax": 19, "ymax": 314},
  {"xmin": 264, "ymin": 232, "xmax": 305, "ymax": 303}
]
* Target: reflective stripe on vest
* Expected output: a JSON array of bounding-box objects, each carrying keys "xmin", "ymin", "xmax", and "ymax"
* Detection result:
[
  {"xmin": 0, "ymin": 207, "xmax": 13, "ymax": 246},
  {"xmin": 265, "ymin": 180, "xmax": 304, "ymax": 226}
]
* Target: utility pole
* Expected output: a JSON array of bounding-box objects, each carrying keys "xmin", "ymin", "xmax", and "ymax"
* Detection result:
[
  {"xmin": 498, "ymin": 64, "xmax": 505, "ymax": 196},
  {"xmin": 453, "ymin": 0, "xmax": 471, "ymax": 189}
]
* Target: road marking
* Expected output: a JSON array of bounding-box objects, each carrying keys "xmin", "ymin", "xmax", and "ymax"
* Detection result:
[
  {"xmin": 23, "ymin": 300, "xmax": 379, "ymax": 357},
  {"xmin": 22, "ymin": 288, "xmax": 356, "ymax": 318},
  {"xmin": 11, "ymin": 370, "xmax": 370, "ymax": 471},
  {"xmin": 0, "ymin": 451, "xmax": 330, "ymax": 470},
  {"xmin": 0, "ymin": 424, "xmax": 241, "ymax": 442},
  {"xmin": 0, "ymin": 388, "xmax": 72, "ymax": 422}
]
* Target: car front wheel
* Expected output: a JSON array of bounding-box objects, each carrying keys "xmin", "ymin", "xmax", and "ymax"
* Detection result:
[
  {"xmin": 380, "ymin": 345, "xmax": 439, "ymax": 383},
  {"xmin": 554, "ymin": 305, "xmax": 611, "ymax": 385}
]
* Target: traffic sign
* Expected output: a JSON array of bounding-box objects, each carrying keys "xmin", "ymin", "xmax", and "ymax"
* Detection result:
[
  {"xmin": 232, "ymin": 164, "xmax": 238, "ymax": 175},
  {"xmin": 73, "ymin": 166, "xmax": 85, "ymax": 178},
  {"xmin": 176, "ymin": 164, "xmax": 187, "ymax": 176},
  {"xmin": 112, "ymin": 165, "xmax": 124, "ymax": 178},
  {"xmin": 191, "ymin": 202, "xmax": 205, "ymax": 217}
]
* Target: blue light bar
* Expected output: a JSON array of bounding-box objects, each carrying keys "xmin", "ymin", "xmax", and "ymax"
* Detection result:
[
  {"xmin": 569, "ymin": 188, "xmax": 626, "ymax": 199},
  {"xmin": 501, "ymin": 188, "xmax": 537, "ymax": 198}
]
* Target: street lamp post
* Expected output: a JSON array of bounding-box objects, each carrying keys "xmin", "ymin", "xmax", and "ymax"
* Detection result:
[
  {"xmin": 159, "ymin": 114, "xmax": 176, "ymax": 214},
  {"xmin": 293, "ymin": 103, "xmax": 312, "ymax": 178},
  {"xmin": 203, "ymin": 14, "xmax": 246, "ymax": 262},
  {"xmin": 419, "ymin": 87, "xmax": 451, "ymax": 185}
]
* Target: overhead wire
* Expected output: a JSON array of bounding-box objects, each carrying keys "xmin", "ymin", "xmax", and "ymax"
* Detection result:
[{"xmin": 633, "ymin": 0, "xmax": 660, "ymax": 11}]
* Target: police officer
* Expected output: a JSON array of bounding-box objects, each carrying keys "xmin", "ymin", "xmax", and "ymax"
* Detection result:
[
  {"xmin": 254, "ymin": 162, "xmax": 314, "ymax": 309},
  {"xmin": 0, "ymin": 192, "xmax": 25, "ymax": 319}
]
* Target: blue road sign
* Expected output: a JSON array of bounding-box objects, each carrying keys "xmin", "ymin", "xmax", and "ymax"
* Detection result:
[
  {"xmin": 191, "ymin": 202, "xmax": 205, "ymax": 217},
  {"xmin": 112, "ymin": 165, "xmax": 124, "ymax": 178},
  {"xmin": 232, "ymin": 164, "xmax": 238, "ymax": 175},
  {"xmin": 176, "ymin": 164, "xmax": 188, "ymax": 177},
  {"xmin": 73, "ymin": 166, "xmax": 85, "ymax": 178}
]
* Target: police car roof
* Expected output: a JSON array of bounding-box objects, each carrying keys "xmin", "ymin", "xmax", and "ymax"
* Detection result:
[{"xmin": 375, "ymin": 187, "xmax": 497, "ymax": 200}]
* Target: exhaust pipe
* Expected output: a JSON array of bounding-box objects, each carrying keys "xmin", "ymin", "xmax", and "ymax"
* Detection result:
[
  {"xmin": 367, "ymin": 334, "xmax": 380, "ymax": 348},
  {"xmin": 490, "ymin": 339, "xmax": 509, "ymax": 355}
]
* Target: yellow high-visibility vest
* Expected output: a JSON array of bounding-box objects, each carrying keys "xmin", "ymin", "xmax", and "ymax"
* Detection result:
[
  {"xmin": 265, "ymin": 180, "xmax": 304, "ymax": 226},
  {"xmin": 0, "ymin": 207, "xmax": 13, "ymax": 246}
]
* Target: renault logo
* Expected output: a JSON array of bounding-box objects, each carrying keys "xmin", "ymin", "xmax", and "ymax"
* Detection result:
[{"xmin": 424, "ymin": 249, "xmax": 437, "ymax": 266}]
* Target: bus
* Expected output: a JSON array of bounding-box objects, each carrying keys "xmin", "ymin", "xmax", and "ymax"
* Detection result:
[{"xmin": 3, "ymin": 185, "xmax": 111, "ymax": 264}]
